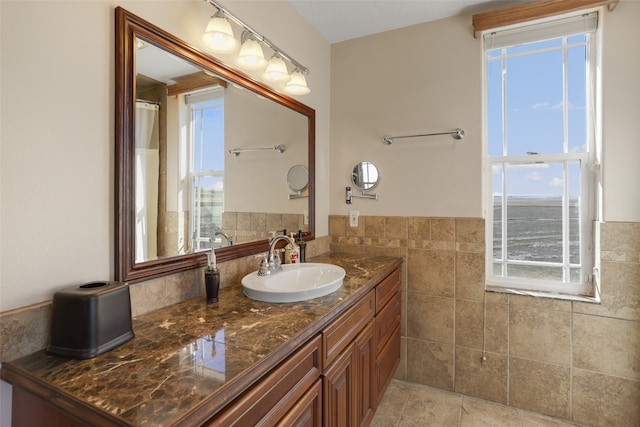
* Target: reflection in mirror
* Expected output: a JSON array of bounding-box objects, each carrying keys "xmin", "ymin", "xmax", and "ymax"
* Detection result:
[
  {"xmin": 116, "ymin": 8, "xmax": 315, "ymax": 282},
  {"xmin": 287, "ymin": 165, "xmax": 308, "ymax": 200},
  {"xmin": 351, "ymin": 162, "xmax": 379, "ymax": 191}
]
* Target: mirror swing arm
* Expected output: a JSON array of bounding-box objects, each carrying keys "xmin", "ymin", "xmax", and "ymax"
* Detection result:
[
  {"xmin": 345, "ymin": 187, "xmax": 377, "ymax": 204},
  {"xmin": 115, "ymin": 7, "xmax": 315, "ymax": 283}
]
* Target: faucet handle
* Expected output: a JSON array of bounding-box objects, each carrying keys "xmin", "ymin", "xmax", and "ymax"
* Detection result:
[{"xmin": 257, "ymin": 254, "xmax": 270, "ymax": 276}]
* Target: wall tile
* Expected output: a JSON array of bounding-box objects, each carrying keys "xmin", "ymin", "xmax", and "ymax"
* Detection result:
[
  {"xmin": 166, "ymin": 270, "xmax": 198, "ymax": 305},
  {"xmin": 329, "ymin": 215, "xmax": 346, "ymax": 236},
  {"xmin": 455, "ymin": 218, "xmax": 484, "ymax": 244},
  {"xmin": 0, "ymin": 302, "xmax": 51, "ymax": 362},
  {"xmin": 406, "ymin": 338, "xmax": 454, "ymax": 390},
  {"xmin": 574, "ymin": 261, "xmax": 640, "ymax": 321},
  {"xmin": 509, "ymin": 357, "xmax": 571, "ymax": 419},
  {"xmin": 509, "ymin": 305, "xmax": 571, "ymax": 366},
  {"xmin": 455, "ymin": 251, "xmax": 485, "ymax": 302},
  {"xmin": 573, "ymin": 368, "xmax": 640, "ymax": 427},
  {"xmin": 573, "ymin": 313, "xmax": 640, "ymax": 379},
  {"xmin": 456, "ymin": 299, "xmax": 508, "ymax": 354},
  {"xmin": 600, "ymin": 222, "xmax": 640, "ymax": 252},
  {"xmin": 408, "ymin": 216, "xmax": 430, "ymax": 241},
  {"xmin": 364, "ymin": 216, "xmax": 384, "ymax": 239},
  {"xmin": 432, "ymin": 217, "xmax": 455, "ymax": 242},
  {"xmin": 510, "ymin": 294, "xmax": 571, "ymax": 312},
  {"xmin": 393, "ymin": 336, "xmax": 407, "ymax": 381},
  {"xmin": 454, "ymin": 347, "xmax": 508, "ymax": 404},
  {"xmin": 408, "ymin": 249, "xmax": 454, "ymax": 297},
  {"xmin": 386, "ymin": 216, "xmax": 407, "ymax": 240},
  {"xmin": 407, "ymin": 294, "xmax": 454, "ymax": 344},
  {"xmin": 345, "ymin": 216, "xmax": 365, "ymax": 237},
  {"xmin": 130, "ymin": 277, "xmax": 166, "ymax": 317}
]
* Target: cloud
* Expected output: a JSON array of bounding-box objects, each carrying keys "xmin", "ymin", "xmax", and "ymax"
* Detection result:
[
  {"xmin": 532, "ymin": 102, "xmax": 550, "ymax": 109},
  {"xmin": 549, "ymin": 177, "xmax": 564, "ymax": 187},
  {"xmin": 528, "ymin": 171, "xmax": 543, "ymax": 180}
]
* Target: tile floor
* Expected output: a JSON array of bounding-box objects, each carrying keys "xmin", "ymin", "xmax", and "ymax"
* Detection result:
[{"xmin": 371, "ymin": 380, "xmax": 585, "ymax": 427}]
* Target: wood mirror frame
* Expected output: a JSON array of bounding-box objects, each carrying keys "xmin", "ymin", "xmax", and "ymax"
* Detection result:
[{"xmin": 115, "ymin": 7, "xmax": 315, "ymax": 283}]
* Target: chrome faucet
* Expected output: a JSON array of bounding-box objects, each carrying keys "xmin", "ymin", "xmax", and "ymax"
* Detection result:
[
  {"xmin": 214, "ymin": 231, "xmax": 233, "ymax": 247},
  {"xmin": 258, "ymin": 235, "xmax": 298, "ymax": 276}
]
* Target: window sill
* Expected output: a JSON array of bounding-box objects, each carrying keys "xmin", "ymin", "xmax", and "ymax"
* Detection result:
[{"xmin": 485, "ymin": 285, "xmax": 601, "ymax": 304}]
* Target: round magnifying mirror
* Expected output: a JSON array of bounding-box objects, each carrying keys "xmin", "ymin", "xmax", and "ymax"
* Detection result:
[
  {"xmin": 351, "ymin": 161, "xmax": 379, "ymax": 191},
  {"xmin": 287, "ymin": 165, "xmax": 308, "ymax": 192}
]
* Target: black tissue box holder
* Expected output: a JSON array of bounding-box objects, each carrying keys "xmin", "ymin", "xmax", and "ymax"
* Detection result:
[{"xmin": 48, "ymin": 281, "xmax": 134, "ymax": 359}]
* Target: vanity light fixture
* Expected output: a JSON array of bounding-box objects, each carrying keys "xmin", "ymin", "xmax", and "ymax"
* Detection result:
[
  {"xmin": 203, "ymin": 0, "xmax": 310, "ymax": 95},
  {"xmin": 202, "ymin": 11, "xmax": 239, "ymax": 54},
  {"xmin": 284, "ymin": 69, "xmax": 311, "ymax": 95},
  {"xmin": 236, "ymin": 33, "xmax": 267, "ymax": 70},
  {"xmin": 263, "ymin": 54, "xmax": 291, "ymax": 83}
]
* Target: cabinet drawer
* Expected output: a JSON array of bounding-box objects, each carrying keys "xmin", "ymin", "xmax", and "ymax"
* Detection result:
[
  {"xmin": 276, "ymin": 379, "xmax": 322, "ymax": 427},
  {"xmin": 375, "ymin": 291, "xmax": 400, "ymax": 355},
  {"xmin": 375, "ymin": 268, "xmax": 401, "ymax": 313},
  {"xmin": 375, "ymin": 324, "xmax": 400, "ymax": 404},
  {"xmin": 322, "ymin": 290, "xmax": 375, "ymax": 367},
  {"xmin": 209, "ymin": 334, "xmax": 322, "ymax": 427}
]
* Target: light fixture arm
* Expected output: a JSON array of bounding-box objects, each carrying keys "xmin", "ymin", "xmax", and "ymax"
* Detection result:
[{"xmin": 205, "ymin": 0, "xmax": 310, "ymax": 75}]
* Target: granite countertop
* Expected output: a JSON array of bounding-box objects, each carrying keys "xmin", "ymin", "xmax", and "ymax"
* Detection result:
[{"xmin": 1, "ymin": 253, "xmax": 402, "ymax": 427}]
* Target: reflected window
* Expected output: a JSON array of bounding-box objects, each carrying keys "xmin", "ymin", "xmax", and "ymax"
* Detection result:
[{"xmin": 186, "ymin": 88, "xmax": 225, "ymax": 251}]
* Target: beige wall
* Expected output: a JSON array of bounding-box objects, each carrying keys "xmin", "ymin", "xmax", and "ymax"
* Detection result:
[
  {"xmin": 330, "ymin": 3, "xmax": 640, "ymax": 222},
  {"xmin": 0, "ymin": 0, "xmax": 330, "ymax": 312},
  {"xmin": 0, "ymin": 1, "xmax": 330, "ymax": 423},
  {"xmin": 328, "ymin": 3, "xmax": 640, "ymax": 426}
]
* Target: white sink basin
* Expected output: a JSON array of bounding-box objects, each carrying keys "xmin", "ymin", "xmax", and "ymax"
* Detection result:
[{"xmin": 242, "ymin": 263, "xmax": 346, "ymax": 303}]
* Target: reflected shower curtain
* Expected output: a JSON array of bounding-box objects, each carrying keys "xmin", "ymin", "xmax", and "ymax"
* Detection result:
[{"xmin": 135, "ymin": 102, "xmax": 159, "ymax": 262}]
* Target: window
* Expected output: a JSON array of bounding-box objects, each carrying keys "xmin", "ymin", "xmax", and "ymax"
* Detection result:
[
  {"xmin": 186, "ymin": 88, "xmax": 225, "ymax": 252},
  {"xmin": 483, "ymin": 12, "xmax": 600, "ymax": 297}
]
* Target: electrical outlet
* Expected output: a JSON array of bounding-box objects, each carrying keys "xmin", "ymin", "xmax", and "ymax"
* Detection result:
[
  {"xmin": 303, "ymin": 210, "xmax": 309, "ymax": 225},
  {"xmin": 349, "ymin": 211, "xmax": 359, "ymax": 227}
]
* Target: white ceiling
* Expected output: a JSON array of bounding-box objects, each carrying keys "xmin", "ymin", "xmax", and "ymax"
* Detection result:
[{"xmin": 287, "ymin": 0, "xmax": 534, "ymax": 44}]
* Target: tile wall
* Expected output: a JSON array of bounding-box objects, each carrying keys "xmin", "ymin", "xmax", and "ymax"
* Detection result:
[{"xmin": 329, "ymin": 215, "xmax": 639, "ymax": 427}]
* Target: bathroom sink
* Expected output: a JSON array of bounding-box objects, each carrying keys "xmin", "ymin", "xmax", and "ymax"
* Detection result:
[{"xmin": 242, "ymin": 263, "xmax": 346, "ymax": 303}]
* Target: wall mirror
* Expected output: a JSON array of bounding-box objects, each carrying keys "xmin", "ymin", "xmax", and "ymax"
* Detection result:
[
  {"xmin": 116, "ymin": 7, "xmax": 315, "ymax": 282},
  {"xmin": 351, "ymin": 162, "xmax": 379, "ymax": 191}
]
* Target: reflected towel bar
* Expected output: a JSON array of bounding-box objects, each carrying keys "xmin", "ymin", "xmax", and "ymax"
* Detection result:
[
  {"xmin": 229, "ymin": 144, "xmax": 286, "ymax": 156},
  {"xmin": 382, "ymin": 129, "xmax": 464, "ymax": 145}
]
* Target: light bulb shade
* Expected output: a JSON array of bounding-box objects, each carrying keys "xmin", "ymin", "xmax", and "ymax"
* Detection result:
[
  {"xmin": 284, "ymin": 70, "xmax": 311, "ymax": 95},
  {"xmin": 236, "ymin": 38, "xmax": 267, "ymax": 70},
  {"xmin": 202, "ymin": 15, "xmax": 239, "ymax": 54},
  {"xmin": 262, "ymin": 56, "xmax": 291, "ymax": 83}
]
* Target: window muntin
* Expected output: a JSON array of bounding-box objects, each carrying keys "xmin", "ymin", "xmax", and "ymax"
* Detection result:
[{"xmin": 484, "ymin": 14, "xmax": 598, "ymax": 296}]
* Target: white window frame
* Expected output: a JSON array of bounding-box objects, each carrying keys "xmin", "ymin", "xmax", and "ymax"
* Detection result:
[
  {"xmin": 185, "ymin": 88, "xmax": 225, "ymax": 252},
  {"xmin": 482, "ymin": 11, "xmax": 602, "ymax": 298}
]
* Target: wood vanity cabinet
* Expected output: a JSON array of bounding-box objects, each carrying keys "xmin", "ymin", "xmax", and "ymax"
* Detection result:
[
  {"xmin": 320, "ymin": 266, "xmax": 401, "ymax": 427},
  {"xmin": 215, "ymin": 267, "xmax": 401, "ymax": 427},
  {"xmin": 6, "ymin": 266, "xmax": 401, "ymax": 427}
]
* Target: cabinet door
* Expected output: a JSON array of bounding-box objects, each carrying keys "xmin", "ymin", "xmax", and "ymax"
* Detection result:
[
  {"xmin": 355, "ymin": 320, "xmax": 375, "ymax": 427},
  {"xmin": 277, "ymin": 379, "xmax": 322, "ymax": 427},
  {"xmin": 323, "ymin": 343, "xmax": 357, "ymax": 427}
]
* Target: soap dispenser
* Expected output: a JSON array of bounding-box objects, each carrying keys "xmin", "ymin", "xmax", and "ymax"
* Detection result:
[
  {"xmin": 284, "ymin": 233, "xmax": 300, "ymax": 264},
  {"xmin": 296, "ymin": 230, "xmax": 306, "ymax": 263}
]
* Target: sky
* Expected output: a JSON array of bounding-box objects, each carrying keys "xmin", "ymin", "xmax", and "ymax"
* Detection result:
[{"xmin": 487, "ymin": 35, "xmax": 589, "ymax": 200}]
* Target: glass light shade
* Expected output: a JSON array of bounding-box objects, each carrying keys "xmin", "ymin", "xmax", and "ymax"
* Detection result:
[
  {"xmin": 284, "ymin": 70, "xmax": 311, "ymax": 95},
  {"xmin": 262, "ymin": 56, "xmax": 291, "ymax": 83},
  {"xmin": 202, "ymin": 15, "xmax": 239, "ymax": 54},
  {"xmin": 236, "ymin": 38, "xmax": 267, "ymax": 70}
]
